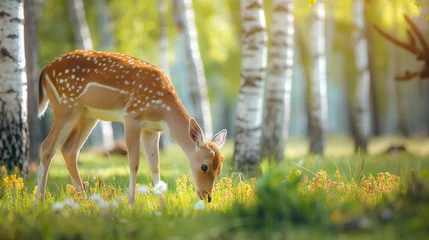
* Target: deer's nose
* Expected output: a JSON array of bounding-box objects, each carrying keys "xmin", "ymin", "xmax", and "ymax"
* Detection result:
[{"xmin": 207, "ymin": 194, "xmax": 212, "ymax": 203}]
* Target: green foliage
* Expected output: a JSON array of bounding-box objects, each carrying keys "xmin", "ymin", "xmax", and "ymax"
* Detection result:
[{"xmin": 1, "ymin": 138, "xmax": 429, "ymax": 238}]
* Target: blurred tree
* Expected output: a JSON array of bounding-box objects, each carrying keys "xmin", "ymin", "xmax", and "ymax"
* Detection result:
[
  {"xmin": 234, "ymin": 0, "xmax": 267, "ymax": 171},
  {"xmin": 25, "ymin": 0, "xmax": 44, "ymax": 163},
  {"xmin": 262, "ymin": 0, "xmax": 294, "ymax": 161},
  {"xmin": 308, "ymin": 1, "xmax": 328, "ymax": 155},
  {"xmin": 175, "ymin": 0, "xmax": 213, "ymax": 138},
  {"xmin": 96, "ymin": 0, "xmax": 125, "ymax": 142},
  {"xmin": 158, "ymin": 0, "xmax": 171, "ymax": 149},
  {"xmin": 66, "ymin": 0, "xmax": 115, "ymax": 150},
  {"xmin": 0, "ymin": 0, "xmax": 28, "ymax": 172},
  {"xmin": 364, "ymin": 7, "xmax": 380, "ymax": 136},
  {"xmin": 351, "ymin": 0, "xmax": 371, "ymax": 152}
]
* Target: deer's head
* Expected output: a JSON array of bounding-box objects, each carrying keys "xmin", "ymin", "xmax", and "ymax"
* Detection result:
[{"xmin": 188, "ymin": 118, "xmax": 227, "ymax": 203}]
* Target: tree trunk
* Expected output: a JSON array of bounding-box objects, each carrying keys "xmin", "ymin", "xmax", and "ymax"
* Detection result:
[
  {"xmin": 0, "ymin": 0, "xmax": 28, "ymax": 173},
  {"xmin": 234, "ymin": 0, "xmax": 267, "ymax": 171},
  {"xmin": 262, "ymin": 0, "xmax": 294, "ymax": 162},
  {"xmin": 365, "ymin": 10, "xmax": 380, "ymax": 136},
  {"xmin": 308, "ymin": 1, "xmax": 328, "ymax": 155},
  {"xmin": 158, "ymin": 0, "xmax": 171, "ymax": 149},
  {"xmin": 67, "ymin": 0, "xmax": 115, "ymax": 150},
  {"xmin": 66, "ymin": 0, "xmax": 93, "ymax": 50},
  {"xmin": 177, "ymin": 0, "xmax": 213, "ymax": 138},
  {"xmin": 351, "ymin": 0, "xmax": 371, "ymax": 152},
  {"xmin": 24, "ymin": 0, "xmax": 43, "ymax": 163}
]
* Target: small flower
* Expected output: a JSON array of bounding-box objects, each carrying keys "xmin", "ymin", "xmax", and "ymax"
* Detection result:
[
  {"xmin": 109, "ymin": 201, "xmax": 119, "ymax": 208},
  {"xmin": 63, "ymin": 198, "xmax": 79, "ymax": 209},
  {"xmin": 296, "ymin": 170, "xmax": 302, "ymax": 176},
  {"xmin": 152, "ymin": 181, "xmax": 167, "ymax": 196},
  {"xmin": 194, "ymin": 200, "xmax": 205, "ymax": 211},
  {"xmin": 53, "ymin": 202, "xmax": 64, "ymax": 212},
  {"xmin": 136, "ymin": 184, "xmax": 149, "ymax": 194},
  {"xmin": 91, "ymin": 194, "xmax": 103, "ymax": 204}
]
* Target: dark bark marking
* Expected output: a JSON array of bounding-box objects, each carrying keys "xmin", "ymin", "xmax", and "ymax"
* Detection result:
[
  {"xmin": 6, "ymin": 34, "xmax": 18, "ymax": 39},
  {"xmin": 1, "ymin": 48, "xmax": 16, "ymax": 61},
  {"xmin": 246, "ymin": 2, "xmax": 262, "ymax": 9},
  {"xmin": 0, "ymin": 11, "xmax": 11, "ymax": 18}
]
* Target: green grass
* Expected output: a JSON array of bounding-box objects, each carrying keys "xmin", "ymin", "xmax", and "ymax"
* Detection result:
[{"xmin": 1, "ymin": 136, "xmax": 429, "ymax": 239}]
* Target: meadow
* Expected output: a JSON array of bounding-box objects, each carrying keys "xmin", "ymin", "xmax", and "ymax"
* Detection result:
[{"xmin": 1, "ymin": 136, "xmax": 429, "ymax": 239}]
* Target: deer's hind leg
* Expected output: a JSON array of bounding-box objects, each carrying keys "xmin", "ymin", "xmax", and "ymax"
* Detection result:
[
  {"xmin": 35, "ymin": 109, "xmax": 81, "ymax": 206},
  {"xmin": 61, "ymin": 110, "xmax": 98, "ymax": 193}
]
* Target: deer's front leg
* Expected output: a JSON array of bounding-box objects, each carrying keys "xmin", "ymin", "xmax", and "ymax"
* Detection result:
[
  {"xmin": 142, "ymin": 130, "xmax": 161, "ymax": 185},
  {"xmin": 124, "ymin": 118, "xmax": 142, "ymax": 204}
]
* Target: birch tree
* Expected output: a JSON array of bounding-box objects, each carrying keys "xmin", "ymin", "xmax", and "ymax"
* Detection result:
[
  {"xmin": 158, "ymin": 0, "xmax": 171, "ymax": 149},
  {"xmin": 234, "ymin": 0, "xmax": 267, "ymax": 171},
  {"xmin": 177, "ymin": 0, "xmax": 213, "ymax": 138},
  {"xmin": 351, "ymin": 0, "xmax": 371, "ymax": 152},
  {"xmin": 0, "ymin": 0, "xmax": 28, "ymax": 172},
  {"xmin": 67, "ymin": 0, "xmax": 115, "ymax": 150},
  {"xmin": 25, "ymin": 0, "xmax": 43, "ymax": 162},
  {"xmin": 308, "ymin": 1, "xmax": 328, "ymax": 155},
  {"xmin": 262, "ymin": 0, "xmax": 294, "ymax": 161}
]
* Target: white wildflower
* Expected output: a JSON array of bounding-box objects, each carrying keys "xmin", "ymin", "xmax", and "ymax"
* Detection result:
[
  {"xmin": 116, "ymin": 196, "xmax": 125, "ymax": 204},
  {"xmin": 152, "ymin": 181, "xmax": 167, "ymax": 196},
  {"xmin": 109, "ymin": 201, "xmax": 119, "ymax": 208},
  {"xmin": 91, "ymin": 194, "xmax": 103, "ymax": 204},
  {"xmin": 63, "ymin": 199, "xmax": 79, "ymax": 209},
  {"xmin": 136, "ymin": 184, "xmax": 149, "ymax": 194},
  {"xmin": 194, "ymin": 200, "xmax": 205, "ymax": 211},
  {"xmin": 53, "ymin": 202, "xmax": 64, "ymax": 212},
  {"xmin": 154, "ymin": 211, "xmax": 162, "ymax": 216}
]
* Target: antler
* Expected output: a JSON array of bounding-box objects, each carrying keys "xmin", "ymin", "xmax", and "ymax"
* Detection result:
[{"xmin": 373, "ymin": 14, "xmax": 429, "ymax": 81}]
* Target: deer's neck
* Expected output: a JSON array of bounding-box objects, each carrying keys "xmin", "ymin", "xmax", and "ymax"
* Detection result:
[{"xmin": 164, "ymin": 106, "xmax": 195, "ymax": 158}]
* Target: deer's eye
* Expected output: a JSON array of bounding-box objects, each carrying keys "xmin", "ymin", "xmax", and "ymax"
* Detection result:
[{"xmin": 201, "ymin": 164, "xmax": 208, "ymax": 173}]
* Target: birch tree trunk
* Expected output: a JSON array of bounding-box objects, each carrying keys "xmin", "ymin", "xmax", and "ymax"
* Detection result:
[
  {"xmin": 0, "ymin": 0, "xmax": 28, "ymax": 172},
  {"xmin": 24, "ymin": 0, "xmax": 43, "ymax": 163},
  {"xmin": 158, "ymin": 0, "xmax": 171, "ymax": 149},
  {"xmin": 262, "ymin": 0, "xmax": 294, "ymax": 161},
  {"xmin": 177, "ymin": 0, "xmax": 213, "ymax": 138},
  {"xmin": 308, "ymin": 1, "xmax": 328, "ymax": 155},
  {"xmin": 67, "ymin": 0, "xmax": 115, "ymax": 150},
  {"xmin": 234, "ymin": 0, "xmax": 267, "ymax": 171},
  {"xmin": 351, "ymin": 0, "xmax": 371, "ymax": 152}
]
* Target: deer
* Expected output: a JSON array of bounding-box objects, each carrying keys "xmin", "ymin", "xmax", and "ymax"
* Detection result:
[{"xmin": 34, "ymin": 50, "xmax": 227, "ymax": 206}]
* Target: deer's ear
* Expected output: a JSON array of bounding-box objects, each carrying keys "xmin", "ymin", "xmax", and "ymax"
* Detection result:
[
  {"xmin": 212, "ymin": 129, "xmax": 227, "ymax": 148},
  {"xmin": 189, "ymin": 118, "xmax": 206, "ymax": 147}
]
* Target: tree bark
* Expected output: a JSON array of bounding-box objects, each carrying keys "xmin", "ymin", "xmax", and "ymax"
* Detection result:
[
  {"xmin": 158, "ymin": 0, "xmax": 171, "ymax": 149},
  {"xmin": 0, "ymin": 0, "xmax": 28, "ymax": 173},
  {"xmin": 177, "ymin": 0, "xmax": 213, "ymax": 138},
  {"xmin": 308, "ymin": 1, "xmax": 328, "ymax": 155},
  {"xmin": 234, "ymin": 0, "xmax": 267, "ymax": 171},
  {"xmin": 351, "ymin": 0, "xmax": 371, "ymax": 152},
  {"xmin": 66, "ymin": 0, "xmax": 93, "ymax": 50},
  {"xmin": 364, "ymin": 14, "xmax": 380, "ymax": 136},
  {"xmin": 24, "ymin": 0, "xmax": 43, "ymax": 163},
  {"xmin": 67, "ymin": 0, "xmax": 115, "ymax": 150},
  {"xmin": 262, "ymin": 0, "xmax": 294, "ymax": 162}
]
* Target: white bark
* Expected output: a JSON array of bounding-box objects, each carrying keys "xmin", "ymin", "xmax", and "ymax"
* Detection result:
[
  {"xmin": 178, "ymin": 0, "xmax": 213, "ymax": 138},
  {"xmin": 308, "ymin": 1, "xmax": 328, "ymax": 155},
  {"xmin": 262, "ymin": 0, "xmax": 294, "ymax": 161},
  {"xmin": 67, "ymin": 0, "xmax": 114, "ymax": 150},
  {"xmin": 158, "ymin": 0, "xmax": 171, "ymax": 148},
  {"xmin": 352, "ymin": 0, "xmax": 371, "ymax": 152},
  {"xmin": 234, "ymin": 0, "xmax": 267, "ymax": 170},
  {"xmin": 0, "ymin": 0, "xmax": 28, "ymax": 171},
  {"xmin": 67, "ymin": 0, "xmax": 93, "ymax": 50}
]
